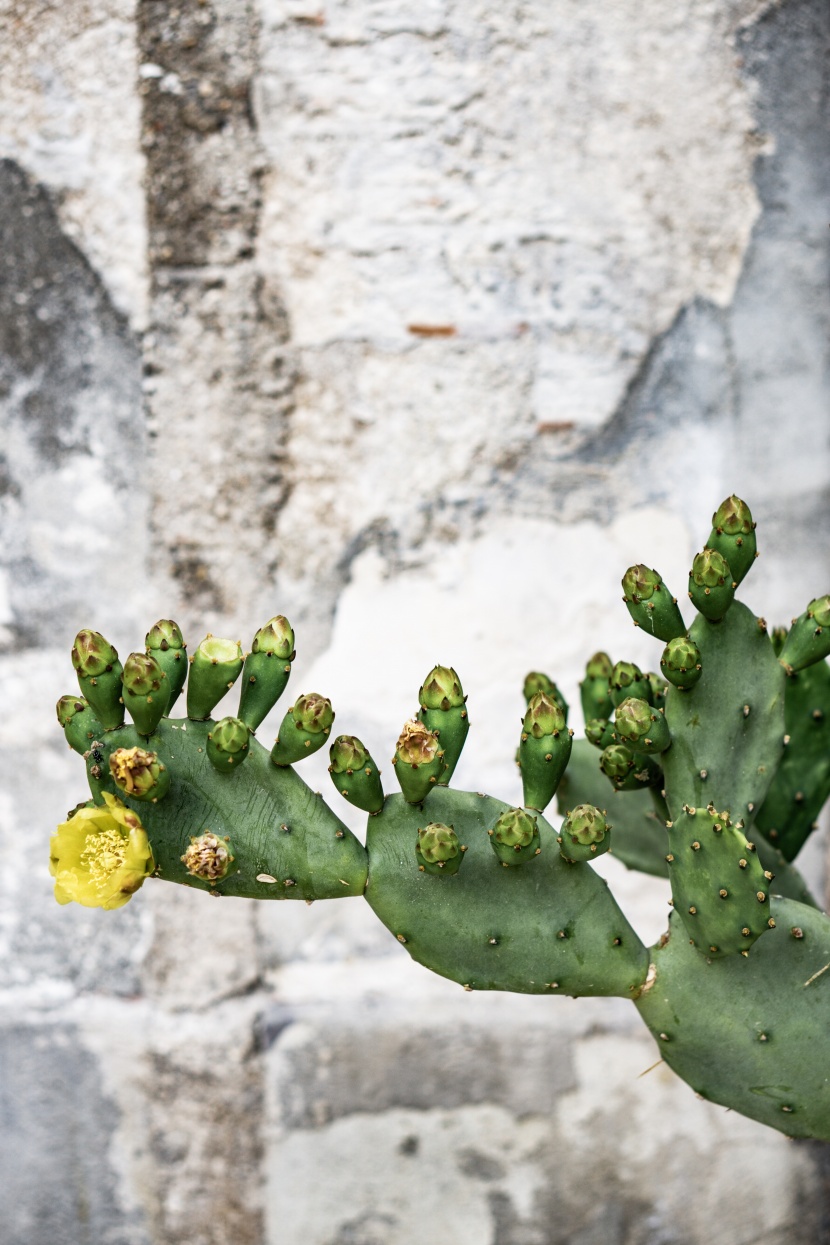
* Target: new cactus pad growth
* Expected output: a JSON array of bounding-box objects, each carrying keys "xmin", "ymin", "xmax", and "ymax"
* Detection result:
[{"xmin": 53, "ymin": 495, "xmax": 830, "ymax": 1141}]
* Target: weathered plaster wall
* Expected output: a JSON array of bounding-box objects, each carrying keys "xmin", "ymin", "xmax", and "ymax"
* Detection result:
[{"xmin": 2, "ymin": 0, "xmax": 830, "ymax": 1242}]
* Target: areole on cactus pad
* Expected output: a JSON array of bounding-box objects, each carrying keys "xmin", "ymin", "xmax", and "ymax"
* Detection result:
[{"xmin": 52, "ymin": 497, "xmax": 830, "ymax": 1141}]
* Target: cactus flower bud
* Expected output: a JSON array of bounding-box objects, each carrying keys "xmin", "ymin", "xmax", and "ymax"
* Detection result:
[
  {"xmin": 779, "ymin": 596, "xmax": 830, "ymax": 673},
  {"xmin": 71, "ymin": 629, "xmax": 125, "ymax": 730},
  {"xmin": 186, "ymin": 635, "xmax": 244, "ymax": 721},
  {"xmin": 109, "ymin": 746, "xmax": 171, "ymax": 802},
  {"xmin": 660, "ymin": 636, "xmax": 702, "ymax": 690},
  {"xmin": 558, "ymin": 803, "xmax": 610, "ymax": 863},
  {"xmin": 647, "ymin": 671, "xmax": 669, "ymax": 706},
  {"xmin": 585, "ymin": 718, "xmax": 615, "ymax": 750},
  {"xmin": 600, "ymin": 743, "xmax": 660, "ymax": 791},
  {"xmin": 57, "ymin": 694, "xmax": 105, "ymax": 755},
  {"xmin": 519, "ymin": 692, "xmax": 572, "ymax": 811},
  {"xmin": 271, "ymin": 693, "xmax": 335, "ymax": 766},
  {"xmin": 207, "ymin": 716, "xmax": 251, "ymax": 773},
  {"xmin": 522, "ymin": 672, "xmax": 569, "ymax": 721},
  {"xmin": 146, "ymin": 619, "xmax": 187, "ymax": 714},
  {"xmin": 392, "ymin": 720, "xmax": 445, "ymax": 803},
  {"xmin": 238, "ymin": 615, "xmax": 296, "ymax": 730},
  {"xmin": 418, "ymin": 666, "xmax": 469, "ymax": 782},
  {"xmin": 707, "ymin": 495, "xmax": 757, "ymax": 586},
  {"xmin": 580, "ymin": 652, "xmax": 615, "ymax": 721},
  {"xmin": 122, "ymin": 651, "xmax": 169, "ymax": 737},
  {"xmin": 621, "ymin": 565, "xmax": 686, "ymax": 642},
  {"xmin": 688, "ymin": 548, "xmax": 735, "ymax": 621},
  {"xmin": 609, "ymin": 660, "xmax": 652, "ymax": 707},
  {"xmin": 415, "ymin": 822, "xmax": 464, "ymax": 875},
  {"xmin": 328, "ymin": 735, "xmax": 384, "ymax": 813},
  {"xmin": 488, "ymin": 806, "xmax": 541, "ymax": 866},
  {"xmin": 181, "ymin": 831, "xmax": 236, "ymax": 884},
  {"xmin": 49, "ymin": 792, "xmax": 154, "ymax": 909},
  {"xmin": 614, "ymin": 696, "xmax": 671, "ymax": 754}
]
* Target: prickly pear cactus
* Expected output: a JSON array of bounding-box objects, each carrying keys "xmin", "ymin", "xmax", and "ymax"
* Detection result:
[{"xmin": 51, "ymin": 497, "xmax": 830, "ymax": 1141}]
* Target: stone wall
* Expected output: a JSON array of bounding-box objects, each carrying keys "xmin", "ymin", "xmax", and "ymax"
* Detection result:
[{"xmin": 2, "ymin": 1, "xmax": 830, "ymax": 1242}]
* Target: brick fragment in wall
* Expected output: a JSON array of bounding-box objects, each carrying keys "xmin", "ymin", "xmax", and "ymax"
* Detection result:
[{"xmin": 0, "ymin": 160, "xmax": 147, "ymax": 651}]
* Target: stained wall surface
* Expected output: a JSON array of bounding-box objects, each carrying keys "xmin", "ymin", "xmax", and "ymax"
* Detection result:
[{"xmin": 1, "ymin": 1, "xmax": 830, "ymax": 1242}]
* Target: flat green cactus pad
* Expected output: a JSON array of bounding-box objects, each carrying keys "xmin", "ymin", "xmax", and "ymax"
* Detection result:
[
  {"xmin": 102, "ymin": 719, "xmax": 368, "ymax": 900},
  {"xmin": 636, "ymin": 899, "xmax": 830, "ymax": 1140},
  {"xmin": 663, "ymin": 601, "xmax": 785, "ymax": 824},
  {"xmin": 364, "ymin": 789, "xmax": 649, "ymax": 997}
]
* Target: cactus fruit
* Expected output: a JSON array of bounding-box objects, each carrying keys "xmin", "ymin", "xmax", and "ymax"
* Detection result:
[
  {"xmin": 778, "ymin": 595, "xmax": 830, "ymax": 672},
  {"xmin": 688, "ymin": 548, "xmax": 735, "ymax": 622},
  {"xmin": 122, "ymin": 651, "xmax": 169, "ymax": 737},
  {"xmin": 621, "ymin": 565, "xmax": 686, "ymax": 641},
  {"xmin": 207, "ymin": 716, "xmax": 251, "ymax": 773},
  {"xmin": 614, "ymin": 697, "xmax": 671, "ymax": 754},
  {"xmin": 518, "ymin": 693, "xmax": 572, "ymax": 811},
  {"xmin": 609, "ymin": 660, "xmax": 651, "ymax": 707},
  {"xmin": 71, "ymin": 630, "xmax": 124, "ymax": 730},
  {"xmin": 145, "ymin": 620, "xmax": 187, "ymax": 713},
  {"xmin": 271, "ymin": 693, "xmax": 335, "ymax": 766},
  {"xmin": 557, "ymin": 804, "xmax": 609, "ymax": 863},
  {"xmin": 186, "ymin": 636, "xmax": 244, "ymax": 720},
  {"xmin": 238, "ymin": 616, "xmax": 295, "ymax": 730},
  {"xmin": 328, "ymin": 735, "xmax": 385, "ymax": 813},
  {"xmin": 488, "ymin": 806, "xmax": 541, "ymax": 866},
  {"xmin": 393, "ymin": 719, "xmax": 445, "ymax": 803},
  {"xmin": 660, "ymin": 635, "xmax": 702, "ymax": 690},
  {"xmin": 417, "ymin": 666, "xmax": 469, "ymax": 781},
  {"xmin": 416, "ymin": 822, "xmax": 465, "ymax": 875},
  {"xmin": 52, "ymin": 494, "xmax": 830, "ymax": 1141},
  {"xmin": 707, "ymin": 495, "xmax": 757, "ymax": 586},
  {"xmin": 579, "ymin": 652, "xmax": 615, "ymax": 721}
]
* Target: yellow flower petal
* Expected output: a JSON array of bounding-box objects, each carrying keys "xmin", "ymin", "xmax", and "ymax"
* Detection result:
[{"xmin": 49, "ymin": 796, "xmax": 155, "ymax": 910}]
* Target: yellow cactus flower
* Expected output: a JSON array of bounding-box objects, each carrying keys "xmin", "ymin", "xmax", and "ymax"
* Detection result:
[{"xmin": 49, "ymin": 792, "xmax": 155, "ymax": 910}]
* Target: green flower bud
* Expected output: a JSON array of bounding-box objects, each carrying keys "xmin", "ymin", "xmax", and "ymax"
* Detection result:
[
  {"xmin": 779, "ymin": 595, "xmax": 830, "ymax": 672},
  {"xmin": 660, "ymin": 636, "xmax": 702, "ymax": 690},
  {"xmin": 688, "ymin": 548, "xmax": 735, "ymax": 622},
  {"xmin": 392, "ymin": 720, "xmax": 445, "ymax": 803},
  {"xmin": 417, "ymin": 667, "xmax": 469, "ymax": 782},
  {"xmin": 415, "ymin": 822, "xmax": 464, "ymax": 875},
  {"xmin": 521, "ymin": 673, "xmax": 568, "ymax": 721},
  {"xmin": 252, "ymin": 615, "xmax": 295, "ymax": 659},
  {"xmin": 328, "ymin": 735, "xmax": 384, "ymax": 813},
  {"xmin": 420, "ymin": 666, "xmax": 465, "ymax": 710},
  {"xmin": 207, "ymin": 716, "xmax": 251, "ymax": 774},
  {"xmin": 488, "ymin": 807, "xmax": 541, "ymax": 866},
  {"xmin": 238, "ymin": 616, "xmax": 296, "ymax": 731},
  {"xmin": 181, "ymin": 831, "xmax": 236, "ymax": 884},
  {"xmin": 522, "ymin": 692, "xmax": 566, "ymax": 739},
  {"xmin": 580, "ymin": 652, "xmax": 614, "ymax": 721},
  {"xmin": 614, "ymin": 696, "xmax": 671, "ymax": 754},
  {"xmin": 770, "ymin": 625, "xmax": 787, "ymax": 656},
  {"xmin": 609, "ymin": 660, "xmax": 651, "ymax": 707},
  {"xmin": 271, "ymin": 693, "xmax": 335, "ymax": 766},
  {"xmin": 109, "ymin": 746, "xmax": 170, "ymax": 802},
  {"xmin": 647, "ymin": 671, "xmax": 669, "ymax": 705},
  {"xmin": 600, "ymin": 743, "xmax": 660, "ymax": 791},
  {"xmin": 57, "ymin": 694, "xmax": 105, "ymax": 755},
  {"xmin": 122, "ymin": 651, "xmax": 168, "ymax": 737},
  {"xmin": 71, "ymin": 630, "xmax": 124, "ymax": 730},
  {"xmin": 186, "ymin": 635, "xmax": 244, "ymax": 721},
  {"xmin": 585, "ymin": 718, "xmax": 615, "ymax": 750},
  {"xmin": 621, "ymin": 565, "xmax": 685, "ymax": 642},
  {"xmin": 145, "ymin": 619, "xmax": 187, "ymax": 714},
  {"xmin": 558, "ymin": 803, "xmax": 610, "ymax": 863},
  {"xmin": 708, "ymin": 495, "xmax": 757, "ymax": 586}
]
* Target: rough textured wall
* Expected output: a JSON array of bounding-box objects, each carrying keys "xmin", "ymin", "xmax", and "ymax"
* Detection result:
[{"xmin": 2, "ymin": 1, "xmax": 830, "ymax": 1243}]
